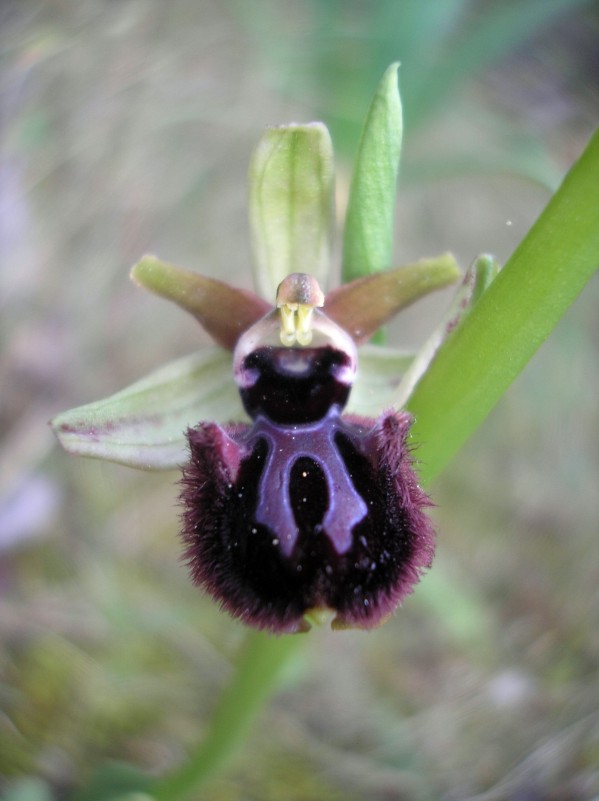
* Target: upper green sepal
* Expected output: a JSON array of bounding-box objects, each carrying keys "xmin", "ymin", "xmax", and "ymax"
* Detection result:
[{"xmin": 248, "ymin": 122, "xmax": 335, "ymax": 299}]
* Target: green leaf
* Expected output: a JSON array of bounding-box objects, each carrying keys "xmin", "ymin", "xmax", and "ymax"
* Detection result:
[
  {"xmin": 248, "ymin": 122, "xmax": 335, "ymax": 300},
  {"xmin": 326, "ymin": 252, "xmax": 461, "ymax": 343},
  {"xmin": 407, "ymin": 126, "xmax": 599, "ymax": 486},
  {"xmin": 130, "ymin": 256, "xmax": 269, "ymax": 350},
  {"xmin": 51, "ymin": 349, "xmax": 244, "ymax": 470},
  {"xmin": 342, "ymin": 63, "xmax": 403, "ymax": 282},
  {"xmin": 348, "ymin": 344, "xmax": 414, "ymax": 418}
]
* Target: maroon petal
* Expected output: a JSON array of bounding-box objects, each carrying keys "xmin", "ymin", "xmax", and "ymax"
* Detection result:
[
  {"xmin": 131, "ymin": 256, "xmax": 270, "ymax": 350},
  {"xmin": 324, "ymin": 254, "xmax": 461, "ymax": 344}
]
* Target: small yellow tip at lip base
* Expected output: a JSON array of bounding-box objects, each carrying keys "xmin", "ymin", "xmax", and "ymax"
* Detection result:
[
  {"xmin": 276, "ymin": 273, "xmax": 325, "ymax": 347},
  {"xmin": 302, "ymin": 607, "xmax": 335, "ymax": 630}
]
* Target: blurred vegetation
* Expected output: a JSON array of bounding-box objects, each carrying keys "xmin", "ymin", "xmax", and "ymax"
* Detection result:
[{"xmin": 1, "ymin": 1, "xmax": 598, "ymax": 799}]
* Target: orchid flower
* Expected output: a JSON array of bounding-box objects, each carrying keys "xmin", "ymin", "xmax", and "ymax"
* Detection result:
[{"xmin": 51, "ymin": 65, "xmax": 498, "ymax": 633}]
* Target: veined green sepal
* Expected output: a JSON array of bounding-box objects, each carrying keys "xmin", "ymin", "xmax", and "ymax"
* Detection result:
[
  {"xmin": 248, "ymin": 123, "xmax": 335, "ymax": 299},
  {"xmin": 395, "ymin": 254, "xmax": 500, "ymax": 408}
]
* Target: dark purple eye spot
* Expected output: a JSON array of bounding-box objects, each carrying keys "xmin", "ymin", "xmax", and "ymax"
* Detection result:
[
  {"xmin": 238, "ymin": 345, "xmax": 352, "ymax": 424},
  {"xmin": 246, "ymin": 411, "xmax": 367, "ymax": 557}
]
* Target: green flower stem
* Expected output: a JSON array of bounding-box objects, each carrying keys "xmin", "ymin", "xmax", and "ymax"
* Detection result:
[
  {"xmin": 152, "ymin": 631, "xmax": 303, "ymax": 801},
  {"xmin": 407, "ymin": 126, "xmax": 599, "ymax": 485}
]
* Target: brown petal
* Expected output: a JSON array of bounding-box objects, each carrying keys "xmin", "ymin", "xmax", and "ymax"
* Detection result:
[
  {"xmin": 325, "ymin": 253, "xmax": 461, "ymax": 344},
  {"xmin": 131, "ymin": 255, "xmax": 270, "ymax": 350}
]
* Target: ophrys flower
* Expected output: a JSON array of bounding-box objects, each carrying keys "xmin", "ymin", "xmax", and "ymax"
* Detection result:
[{"xmin": 52, "ymin": 67, "xmax": 497, "ymax": 632}]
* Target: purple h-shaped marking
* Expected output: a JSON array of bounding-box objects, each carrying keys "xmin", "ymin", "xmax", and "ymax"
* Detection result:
[{"xmin": 246, "ymin": 411, "xmax": 368, "ymax": 557}]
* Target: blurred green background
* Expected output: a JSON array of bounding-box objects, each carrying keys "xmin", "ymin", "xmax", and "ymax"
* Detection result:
[{"xmin": 1, "ymin": 1, "xmax": 598, "ymax": 799}]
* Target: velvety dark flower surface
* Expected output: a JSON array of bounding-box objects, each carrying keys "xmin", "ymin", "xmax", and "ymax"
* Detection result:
[
  {"xmin": 180, "ymin": 276, "xmax": 435, "ymax": 633},
  {"xmin": 51, "ymin": 114, "xmax": 463, "ymax": 632}
]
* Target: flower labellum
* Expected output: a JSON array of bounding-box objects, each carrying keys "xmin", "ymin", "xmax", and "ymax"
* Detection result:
[{"xmin": 180, "ymin": 273, "xmax": 435, "ymax": 633}]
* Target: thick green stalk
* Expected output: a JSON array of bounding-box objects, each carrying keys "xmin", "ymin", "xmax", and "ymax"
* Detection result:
[{"xmin": 152, "ymin": 631, "xmax": 302, "ymax": 801}]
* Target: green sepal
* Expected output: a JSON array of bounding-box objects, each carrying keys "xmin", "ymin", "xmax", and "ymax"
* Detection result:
[
  {"xmin": 51, "ymin": 348, "xmax": 244, "ymax": 471},
  {"xmin": 342, "ymin": 63, "xmax": 402, "ymax": 282},
  {"xmin": 348, "ymin": 344, "xmax": 414, "ymax": 417},
  {"xmin": 395, "ymin": 253, "xmax": 500, "ymax": 409},
  {"xmin": 248, "ymin": 122, "xmax": 335, "ymax": 299}
]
